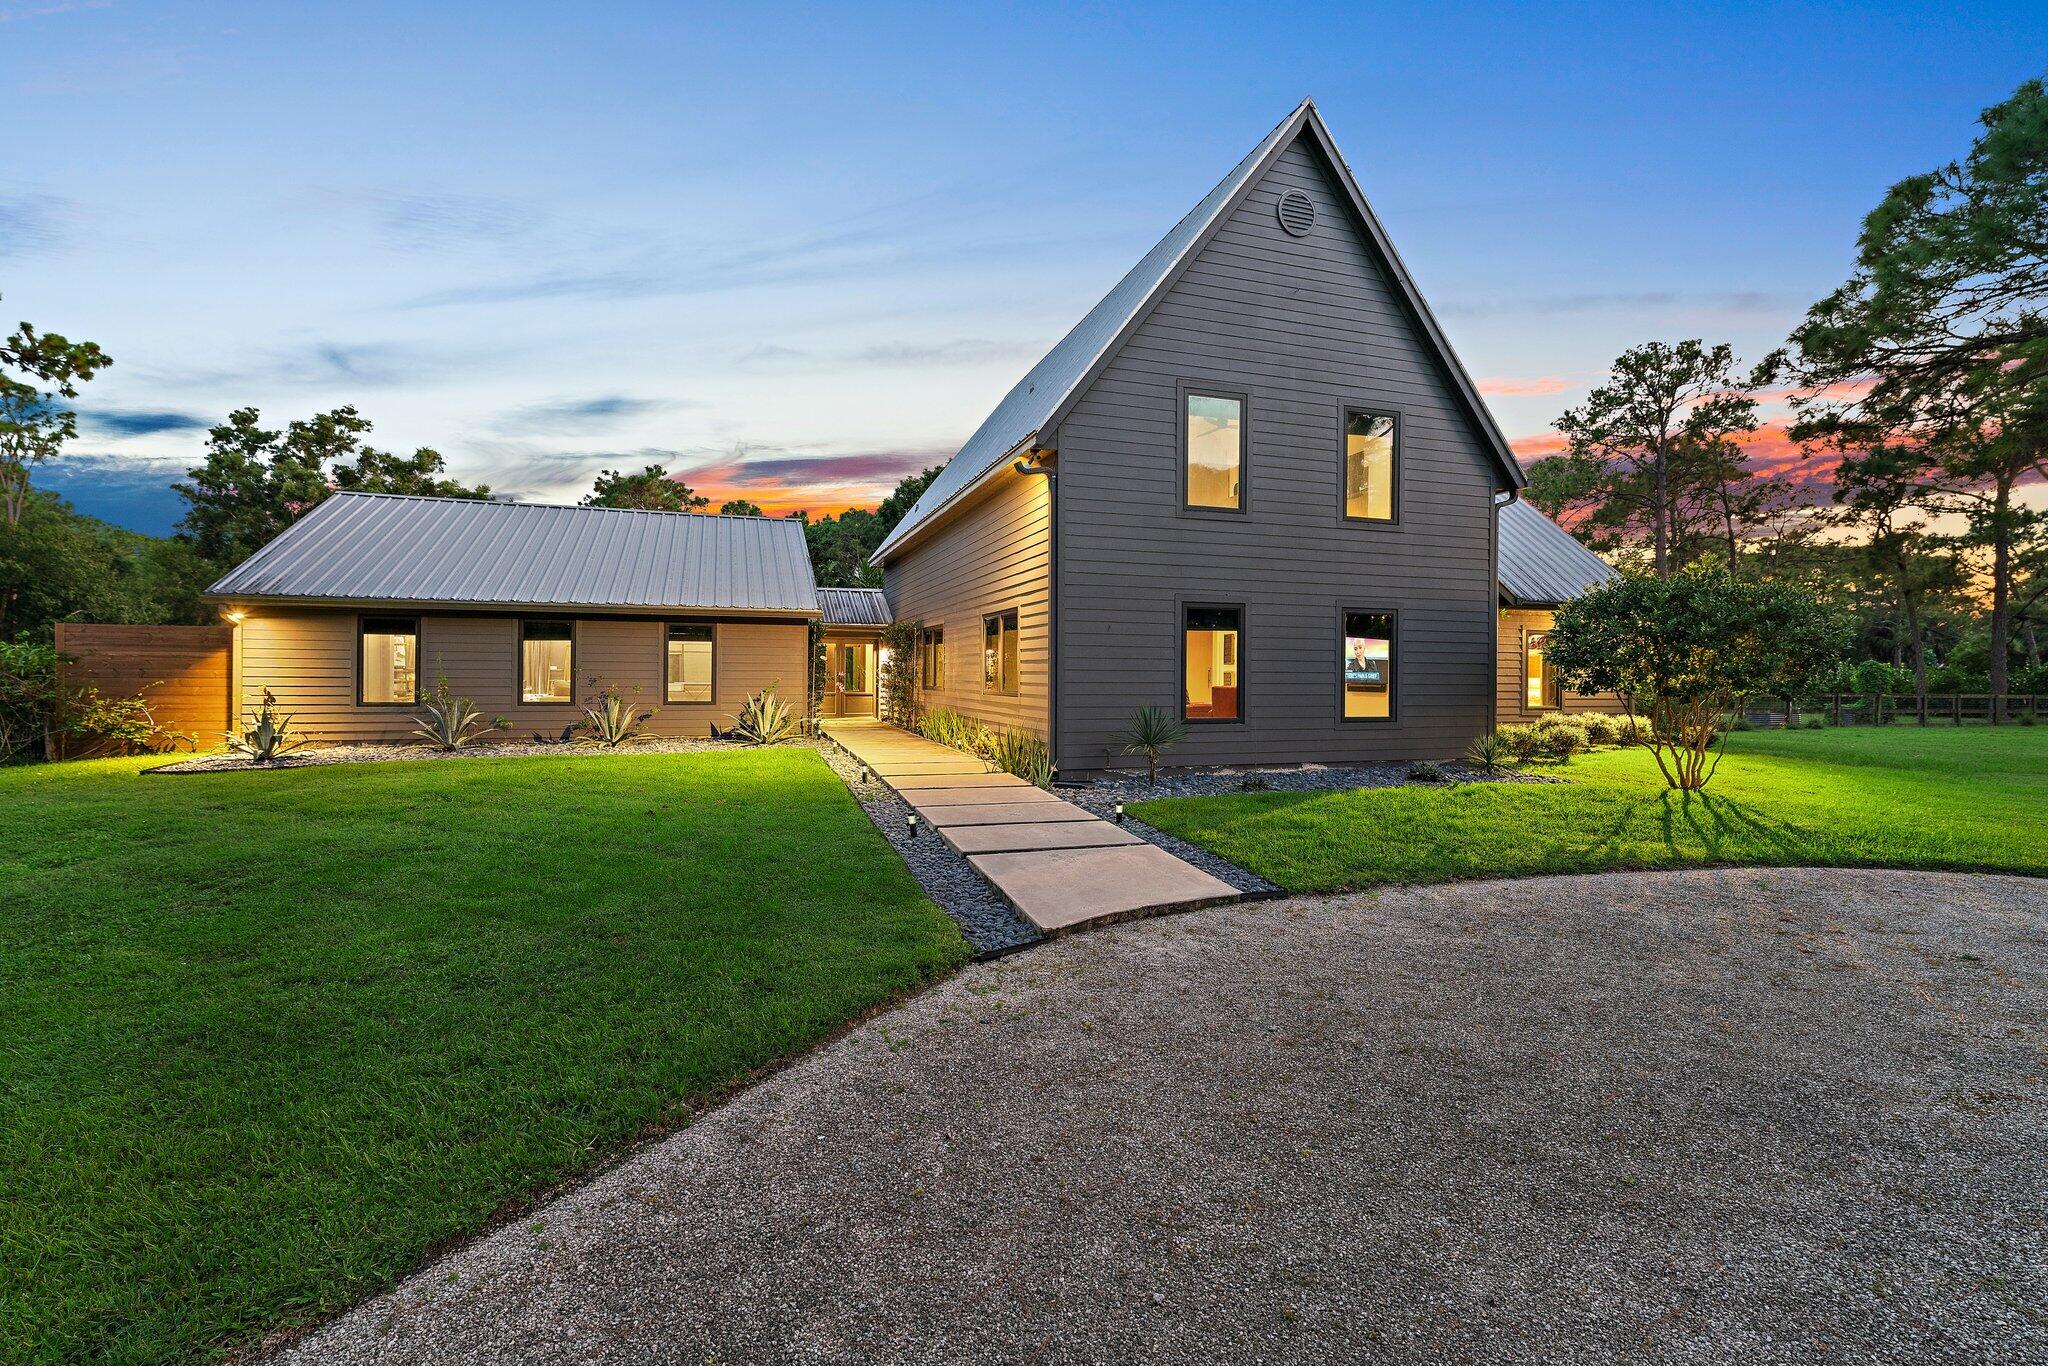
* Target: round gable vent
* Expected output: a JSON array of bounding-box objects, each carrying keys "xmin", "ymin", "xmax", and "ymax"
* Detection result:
[{"xmin": 1277, "ymin": 189, "xmax": 1316, "ymax": 237}]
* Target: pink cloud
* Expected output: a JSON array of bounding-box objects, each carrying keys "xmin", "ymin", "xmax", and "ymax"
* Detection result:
[{"xmin": 1477, "ymin": 376, "xmax": 1572, "ymax": 397}]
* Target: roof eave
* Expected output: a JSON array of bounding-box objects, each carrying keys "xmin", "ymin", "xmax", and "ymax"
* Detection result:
[
  {"xmin": 870, "ymin": 431, "xmax": 1043, "ymax": 567},
  {"xmin": 199, "ymin": 592, "xmax": 821, "ymax": 620}
]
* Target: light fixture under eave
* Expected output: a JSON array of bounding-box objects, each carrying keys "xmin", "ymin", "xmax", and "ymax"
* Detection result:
[{"xmin": 223, "ymin": 608, "xmax": 247, "ymax": 624}]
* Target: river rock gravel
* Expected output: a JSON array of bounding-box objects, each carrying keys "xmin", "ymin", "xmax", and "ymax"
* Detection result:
[{"xmin": 272, "ymin": 867, "xmax": 2048, "ymax": 1365}]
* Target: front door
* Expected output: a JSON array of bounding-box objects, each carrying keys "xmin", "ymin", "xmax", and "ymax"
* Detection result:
[{"xmin": 822, "ymin": 640, "xmax": 876, "ymax": 717}]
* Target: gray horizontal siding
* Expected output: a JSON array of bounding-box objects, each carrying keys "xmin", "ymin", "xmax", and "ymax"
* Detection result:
[{"xmin": 1056, "ymin": 136, "xmax": 1503, "ymax": 773}]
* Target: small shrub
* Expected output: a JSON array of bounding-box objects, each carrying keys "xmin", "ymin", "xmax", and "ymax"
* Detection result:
[
  {"xmin": 1574, "ymin": 712, "xmax": 1619, "ymax": 747},
  {"xmin": 732, "ymin": 684, "xmax": 801, "ymax": 745},
  {"xmin": 1797, "ymin": 713, "xmax": 1827, "ymax": 730},
  {"xmin": 1726, "ymin": 714, "xmax": 1756, "ymax": 732},
  {"xmin": 1495, "ymin": 723, "xmax": 1545, "ymax": 762},
  {"xmin": 1238, "ymin": 774, "xmax": 1274, "ymax": 791},
  {"xmin": 1117, "ymin": 704, "xmax": 1188, "ymax": 785},
  {"xmin": 1540, "ymin": 724, "xmax": 1588, "ymax": 763},
  {"xmin": 1465, "ymin": 730, "xmax": 1508, "ymax": 775},
  {"xmin": 411, "ymin": 674, "xmax": 506, "ymax": 751},
  {"xmin": 1610, "ymin": 714, "xmax": 1655, "ymax": 746},
  {"xmin": 64, "ymin": 688, "xmax": 190, "ymax": 758},
  {"xmin": 1405, "ymin": 760, "xmax": 1446, "ymax": 783},
  {"xmin": 226, "ymin": 688, "xmax": 310, "ymax": 764},
  {"xmin": 0, "ymin": 638, "xmax": 62, "ymax": 763},
  {"xmin": 985, "ymin": 727, "xmax": 1053, "ymax": 787},
  {"xmin": 579, "ymin": 680, "xmax": 656, "ymax": 747}
]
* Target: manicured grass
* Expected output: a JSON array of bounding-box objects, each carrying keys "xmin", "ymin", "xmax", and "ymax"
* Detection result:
[
  {"xmin": 0, "ymin": 749, "xmax": 967, "ymax": 1363},
  {"xmin": 1131, "ymin": 726, "xmax": 2048, "ymax": 894}
]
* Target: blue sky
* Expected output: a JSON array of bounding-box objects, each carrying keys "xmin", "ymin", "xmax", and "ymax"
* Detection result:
[{"xmin": 6, "ymin": 0, "xmax": 2045, "ymax": 534}]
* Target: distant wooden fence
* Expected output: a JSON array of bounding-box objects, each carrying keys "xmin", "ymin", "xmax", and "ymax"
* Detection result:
[
  {"xmin": 54, "ymin": 623, "xmax": 232, "ymax": 756},
  {"xmin": 1741, "ymin": 692, "xmax": 2048, "ymax": 727}
]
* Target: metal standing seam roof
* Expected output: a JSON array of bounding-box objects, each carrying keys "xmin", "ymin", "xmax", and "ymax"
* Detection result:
[
  {"xmin": 205, "ymin": 491, "xmax": 821, "ymax": 614},
  {"xmin": 871, "ymin": 98, "xmax": 1522, "ymax": 565},
  {"xmin": 1497, "ymin": 499, "xmax": 1619, "ymax": 607},
  {"xmin": 817, "ymin": 587, "xmax": 892, "ymax": 626}
]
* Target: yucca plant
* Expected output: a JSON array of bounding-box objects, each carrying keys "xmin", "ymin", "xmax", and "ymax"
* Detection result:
[
  {"xmin": 985, "ymin": 727, "xmax": 1053, "ymax": 788},
  {"xmin": 1117, "ymin": 704, "xmax": 1187, "ymax": 785},
  {"xmin": 225, "ymin": 688, "xmax": 309, "ymax": 764},
  {"xmin": 579, "ymin": 680, "xmax": 656, "ymax": 747},
  {"xmin": 732, "ymin": 684, "xmax": 801, "ymax": 745},
  {"xmin": 1464, "ymin": 729, "xmax": 1508, "ymax": 775},
  {"xmin": 410, "ymin": 675, "xmax": 505, "ymax": 751}
]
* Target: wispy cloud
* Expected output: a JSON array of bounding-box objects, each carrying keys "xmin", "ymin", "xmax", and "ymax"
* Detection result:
[
  {"xmin": 81, "ymin": 407, "xmax": 211, "ymax": 437},
  {"xmin": 140, "ymin": 337, "xmax": 515, "ymax": 391},
  {"xmin": 1476, "ymin": 376, "xmax": 1572, "ymax": 397},
  {"xmin": 402, "ymin": 268, "xmax": 667, "ymax": 309},
  {"xmin": 1443, "ymin": 290, "xmax": 1791, "ymax": 319},
  {"xmin": 370, "ymin": 191, "xmax": 534, "ymax": 252},
  {"xmin": 0, "ymin": 0, "xmax": 110, "ymax": 21},
  {"xmin": 0, "ymin": 193, "xmax": 75, "ymax": 256},
  {"xmin": 490, "ymin": 394, "xmax": 675, "ymax": 434},
  {"xmin": 735, "ymin": 338, "xmax": 1036, "ymax": 371}
]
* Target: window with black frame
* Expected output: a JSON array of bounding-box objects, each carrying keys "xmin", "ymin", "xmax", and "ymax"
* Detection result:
[
  {"xmin": 982, "ymin": 611, "xmax": 1018, "ymax": 695},
  {"xmin": 1341, "ymin": 612, "xmax": 1394, "ymax": 719},
  {"xmin": 1184, "ymin": 392, "xmax": 1244, "ymax": 509},
  {"xmin": 1183, "ymin": 606, "xmax": 1242, "ymax": 720},
  {"xmin": 358, "ymin": 616, "xmax": 418, "ymax": 705},
  {"xmin": 667, "ymin": 623, "xmax": 713, "ymax": 703},
  {"xmin": 520, "ymin": 620, "xmax": 574, "ymax": 703},
  {"xmin": 1343, "ymin": 411, "xmax": 1396, "ymax": 521}
]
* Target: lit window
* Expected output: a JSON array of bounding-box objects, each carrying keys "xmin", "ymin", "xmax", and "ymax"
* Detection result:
[
  {"xmin": 1184, "ymin": 606, "xmax": 1242, "ymax": 721},
  {"xmin": 1525, "ymin": 630, "xmax": 1559, "ymax": 710},
  {"xmin": 520, "ymin": 620, "xmax": 574, "ymax": 703},
  {"xmin": 1341, "ymin": 612, "xmax": 1394, "ymax": 719},
  {"xmin": 1344, "ymin": 411, "xmax": 1396, "ymax": 521},
  {"xmin": 1185, "ymin": 392, "xmax": 1243, "ymax": 510},
  {"xmin": 982, "ymin": 610, "xmax": 1018, "ymax": 695},
  {"xmin": 920, "ymin": 626, "xmax": 945, "ymax": 690},
  {"xmin": 667, "ymin": 623, "xmax": 713, "ymax": 703},
  {"xmin": 359, "ymin": 616, "xmax": 418, "ymax": 705}
]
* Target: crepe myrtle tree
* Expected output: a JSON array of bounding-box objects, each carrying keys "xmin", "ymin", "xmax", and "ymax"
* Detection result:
[{"xmin": 1545, "ymin": 570, "xmax": 1847, "ymax": 791}]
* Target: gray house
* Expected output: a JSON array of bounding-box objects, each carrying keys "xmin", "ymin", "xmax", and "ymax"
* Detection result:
[{"xmin": 874, "ymin": 99, "xmax": 1538, "ymax": 774}]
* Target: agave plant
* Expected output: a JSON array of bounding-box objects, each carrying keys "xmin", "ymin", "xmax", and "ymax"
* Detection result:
[
  {"xmin": 579, "ymin": 681, "xmax": 656, "ymax": 747},
  {"xmin": 732, "ymin": 684, "xmax": 801, "ymax": 745},
  {"xmin": 410, "ymin": 675, "xmax": 505, "ymax": 751},
  {"xmin": 225, "ymin": 688, "xmax": 309, "ymax": 764},
  {"xmin": 1117, "ymin": 704, "xmax": 1187, "ymax": 785},
  {"xmin": 1464, "ymin": 729, "xmax": 1508, "ymax": 776}
]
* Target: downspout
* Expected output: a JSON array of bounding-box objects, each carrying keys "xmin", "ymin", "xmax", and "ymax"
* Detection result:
[
  {"xmin": 1490, "ymin": 488, "xmax": 1517, "ymax": 735},
  {"xmin": 1014, "ymin": 454, "xmax": 1057, "ymax": 776}
]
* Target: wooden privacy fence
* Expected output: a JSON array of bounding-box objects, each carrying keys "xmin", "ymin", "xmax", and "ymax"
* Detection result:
[
  {"xmin": 1741, "ymin": 692, "xmax": 2048, "ymax": 727},
  {"xmin": 54, "ymin": 623, "xmax": 233, "ymax": 755}
]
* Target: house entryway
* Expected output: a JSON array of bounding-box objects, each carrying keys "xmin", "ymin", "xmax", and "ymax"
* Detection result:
[
  {"xmin": 819, "ymin": 637, "xmax": 877, "ymax": 718},
  {"xmin": 822, "ymin": 719, "xmax": 1240, "ymax": 936}
]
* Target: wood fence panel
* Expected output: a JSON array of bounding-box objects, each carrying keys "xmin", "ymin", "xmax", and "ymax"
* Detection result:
[{"xmin": 54, "ymin": 624, "xmax": 232, "ymax": 752}]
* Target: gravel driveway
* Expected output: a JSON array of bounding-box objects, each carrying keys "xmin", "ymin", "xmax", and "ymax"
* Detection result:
[{"xmin": 275, "ymin": 868, "xmax": 2047, "ymax": 1364}]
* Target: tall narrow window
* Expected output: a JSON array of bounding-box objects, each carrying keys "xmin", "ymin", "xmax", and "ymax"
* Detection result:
[
  {"xmin": 667, "ymin": 623, "xmax": 714, "ymax": 703},
  {"xmin": 982, "ymin": 610, "xmax": 1018, "ymax": 695},
  {"xmin": 1184, "ymin": 606, "xmax": 1242, "ymax": 721},
  {"xmin": 920, "ymin": 626, "xmax": 945, "ymax": 690},
  {"xmin": 1185, "ymin": 392, "xmax": 1244, "ymax": 510},
  {"xmin": 520, "ymin": 620, "xmax": 574, "ymax": 703},
  {"xmin": 1341, "ymin": 612, "xmax": 1395, "ymax": 720},
  {"xmin": 1344, "ymin": 411, "xmax": 1396, "ymax": 521},
  {"xmin": 358, "ymin": 616, "xmax": 418, "ymax": 705},
  {"xmin": 1525, "ymin": 630, "xmax": 1559, "ymax": 710}
]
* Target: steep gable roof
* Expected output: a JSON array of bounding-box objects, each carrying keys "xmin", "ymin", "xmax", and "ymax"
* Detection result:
[
  {"xmin": 206, "ymin": 491, "xmax": 820, "ymax": 615},
  {"xmin": 873, "ymin": 99, "xmax": 1522, "ymax": 564},
  {"xmin": 1497, "ymin": 499, "xmax": 1619, "ymax": 607}
]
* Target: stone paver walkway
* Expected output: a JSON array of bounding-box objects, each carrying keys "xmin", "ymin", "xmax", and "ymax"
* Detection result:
[{"xmin": 823, "ymin": 720, "xmax": 1239, "ymax": 935}]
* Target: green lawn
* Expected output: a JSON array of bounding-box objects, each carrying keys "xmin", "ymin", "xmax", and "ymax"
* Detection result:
[
  {"xmin": 0, "ymin": 749, "xmax": 967, "ymax": 1363},
  {"xmin": 1131, "ymin": 726, "xmax": 2048, "ymax": 894}
]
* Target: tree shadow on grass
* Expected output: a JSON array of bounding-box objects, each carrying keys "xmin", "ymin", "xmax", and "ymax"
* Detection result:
[{"xmin": 1578, "ymin": 788, "xmax": 1819, "ymax": 869}]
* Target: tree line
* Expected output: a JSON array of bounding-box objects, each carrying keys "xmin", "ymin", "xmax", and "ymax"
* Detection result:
[{"xmin": 1525, "ymin": 75, "xmax": 2047, "ymax": 714}]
